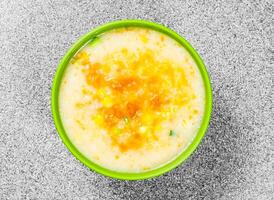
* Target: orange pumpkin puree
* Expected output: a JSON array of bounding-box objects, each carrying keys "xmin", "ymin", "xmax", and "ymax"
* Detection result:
[{"xmin": 73, "ymin": 47, "xmax": 194, "ymax": 152}]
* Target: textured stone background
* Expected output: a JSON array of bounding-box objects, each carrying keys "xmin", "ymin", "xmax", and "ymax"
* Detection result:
[{"xmin": 0, "ymin": 0, "xmax": 273, "ymax": 199}]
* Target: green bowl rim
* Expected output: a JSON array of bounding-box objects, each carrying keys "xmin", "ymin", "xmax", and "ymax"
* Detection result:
[{"xmin": 51, "ymin": 19, "xmax": 212, "ymax": 180}]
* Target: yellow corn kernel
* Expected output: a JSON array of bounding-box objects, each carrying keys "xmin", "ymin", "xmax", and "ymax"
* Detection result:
[
  {"xmin": 114, "ymin": 128, "xmax": 122, "ymax": 135},
  {"xmin": 139, "ymin": 126, "xmax": 147, "ymax": 133},
  {"xmin": 92, "ymin": 115, "xmax": 104, "ymax": 125},
  {"xmin": 102, "ymin": 96, "xmax": 113, "ymax": 107},
  {"xmin": 140, "ymin": 34, "xmax": 148, "ymax": 43},
  {"xmin": 97, "ymin": 88, "xmax": 107, "ymax": 98},
  {"xmin": 141, "ymin": 112, "xmax": 153, "ymax": 124}
]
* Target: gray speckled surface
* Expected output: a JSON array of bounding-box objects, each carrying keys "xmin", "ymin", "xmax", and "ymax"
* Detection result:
[{"xmin": 0, "ymin": 0, "xmax": 273, "ymax": 199}]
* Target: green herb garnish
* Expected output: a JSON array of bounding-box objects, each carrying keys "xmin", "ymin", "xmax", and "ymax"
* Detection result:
[
  {"xmin": 169, "ymin": 130, "xmax": 176, "ymax": 136},
  {"xmin": 124, "ymin": 117, "xmax": 129, "ymax": 124}
]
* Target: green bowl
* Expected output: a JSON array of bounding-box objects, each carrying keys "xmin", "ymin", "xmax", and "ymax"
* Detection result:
[{"xmin": 51, "ymin": 19, "xmax": 212, "ymax": 180}]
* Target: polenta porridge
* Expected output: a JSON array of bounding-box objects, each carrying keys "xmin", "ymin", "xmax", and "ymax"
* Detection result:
[{"xmin": 59, "ymin": 27, "xmax": 205, "ymax": 172}]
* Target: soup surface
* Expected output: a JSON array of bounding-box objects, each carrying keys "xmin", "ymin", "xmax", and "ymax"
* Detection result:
[{"xmin": 59, "ymin": 27, "xmax": 205, "ymax": 172}]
